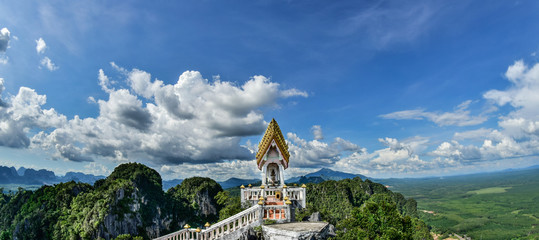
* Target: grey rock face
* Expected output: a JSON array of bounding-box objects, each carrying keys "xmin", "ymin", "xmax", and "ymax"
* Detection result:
[
  {"xmin": 195, "ymin": 189, "xmax": 218, "ymax": 218},
  {"xmin": 95, "ymin": 186, "xmax": 172, "ymax": 240},
  {"xmin": 308, "ymin": 212, "xmax": 321, "ymax": 222},
  {"xmin": 262, "ymin": 222, "xmax": 335, "ymax": 240}
]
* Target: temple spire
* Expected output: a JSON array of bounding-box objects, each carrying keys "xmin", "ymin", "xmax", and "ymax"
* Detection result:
[{"xmin": 256, "ymin": 118, "xmax": 289, "ymax": 169}]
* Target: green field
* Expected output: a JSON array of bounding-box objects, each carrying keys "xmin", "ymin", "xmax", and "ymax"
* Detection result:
[{"xmin": 379, "ymin": 167, "xmax": 539, "ymax": 240}]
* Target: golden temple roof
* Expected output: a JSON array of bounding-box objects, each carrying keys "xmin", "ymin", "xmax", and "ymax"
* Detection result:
[{"xmin": 256, "ymin": 118, "xmax": 289, "ymax": 166}]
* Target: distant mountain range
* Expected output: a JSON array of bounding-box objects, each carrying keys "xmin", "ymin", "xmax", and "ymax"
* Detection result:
[
  {"xmin": 0, "ymin": 165, "xmax": 105, "ymax": 186},
  {"xmin": 162, "ymin": 179, "xmax": 183, "ymax": 190},
  {"xmin": 214, "ymin": 168, "xmax": 367, "ymax": 190},
  {"xmin": 287, "ymin": 168, "xmax": 367, "ymax": 184}
]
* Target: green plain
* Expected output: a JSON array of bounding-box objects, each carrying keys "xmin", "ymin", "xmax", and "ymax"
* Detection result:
[{"xmin": 379, "ymin": 167, "xmax": 539, "ymax": 240}]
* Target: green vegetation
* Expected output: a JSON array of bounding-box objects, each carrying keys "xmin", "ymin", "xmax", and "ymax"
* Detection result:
[
  {"xmin": 167, "ymin": 176, "xmax": 223, "ymax": 224},
  {"xmin": 294, "ymin": 177, "xmax": 431, "ymax": 239},
  {"xmin": 0, "ymin": 163, "xmax": 224, "ymax": 240},
  {"xmin": 382, "ymin": 168, "xmax": 539, "ymax": 240},
  {"xmin": 215, "ymin": 191, "xmax": 242, "ymax": 221},
  {"xmin": 1, "ymin": 162, "xmax": 434, "ymax": 240}
]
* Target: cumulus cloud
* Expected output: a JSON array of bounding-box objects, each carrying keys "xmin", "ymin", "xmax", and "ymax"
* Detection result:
[
  {"xmin": 286, "ymin": 131, "xmax": 363, "ymax": 168},
  {"xmin": 0, "ymin": 28, "xmax": 10, "ymax": 53},
  {"xmin": 438, "ymin": 60, "xmax": 539, "ymax": 163},
  {"xmin": 311, "ymin": 125, "xmax": 323, "ymax": 140},
  {"xmin": 40, "ymin": 57, "xmax": 59, "ymax": 71},
  {"xmin": 36, "ymin": 37, "xmax": 47, "ymax": 54},
  {"xmin": 5, "ymin": 66, "xmax": 307, "ymax": 165},
  {"xmin": 0, "ymin": 79, "xmax": 66, "ymax": 148},
  {"xmin": 334, "ymin": 137, "xmax": 432, "ymax": 176},
  {"xmin": 159, "ymin": 159, "xmax": 261, "ymax": 181},
  {"xmin": 484, "ymin": 60, "xmax": 539, "ymax": 122},
  {"xmin": 380, "ymin": 100, "xmax": 487, "ymax": 126}
]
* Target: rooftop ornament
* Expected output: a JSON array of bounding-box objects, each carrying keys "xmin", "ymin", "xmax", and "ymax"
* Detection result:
[
  {"xmin": 258, "ymin": 200, "xmax": 264, "ymax": 205},
  {"xmin": 283, "ymin": 184, "xmax": 287, "ymax": 188},
  {"xmin": 301, "ymin": 184, "xmax": 307, "ymax": 188},
  {"xmin": 184, "ymin": 224, "xmax": 190, "ymax": 229},
  {"xmin": 285, "ymin": 200, "xmax": 292, "ymax": 205},
  {"xmin": 240, "ymin": 185, "xmax": 245, "ymax": 189},
  {"xmin": 195, "ymin": 227, "xmax": 201, "ymax": 233},
  {"xmin": 248, "ymin": 184, "xmax": 252, "ymax": 188},
  {"xmin": 260, "ymin": 185, "xmax": 265, "ymax": 189},
  {"xmin": 205, "ymin": 222, "xmax": 210, "ymax": 228}
]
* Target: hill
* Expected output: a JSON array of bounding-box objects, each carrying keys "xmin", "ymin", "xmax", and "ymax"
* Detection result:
[
  {"xmin": 295, "ymin": 177, "xmax": 432, "ymax": 239},
  {"xmin": 0, "ymin": 163, "xmax": 432, "ymax": 240},
  {"xmin": 0, "ymin": 163, "xmax": 222, "ymax": 240},
  {"xmin": 287, "ymin": 167, "xmax": 367, "ymax": 183},
  {"xmin": 0, "ymin": 165, "xmax": 105, "ymax": 186},
  {"xmin": 218, "ymin": 177, "xmax": 259, "ymax": 189}
]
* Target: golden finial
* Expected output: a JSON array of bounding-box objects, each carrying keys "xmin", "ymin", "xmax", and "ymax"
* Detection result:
[
  {"xmin": 248, "ymin": 184, "xmax": 252, "ymax": 187},
  {"xmin": 301, "ymin": 184, "xmax": 307, "ymax": 188},
  {"xmin": 205, "ymin": 222, "xmax": 210, "ymax": 227},
  {"xmin": 285, "ymin": 200, "xmax": 292, "ymax": 205},
  {"xmin": 282, "ymin": 184, "xmax": 287, "ymax": 188},
  {"xmin": 260, "ymin": 185, "xmax": 265, "ymax": 189},
  {"xmin": 184, "ymin": 224, "xmax": 190, "ymax": 229},
  {"xmin": 259, "ymin": 196, "xmax": 264, "ymax": 201},
  {"xmin": 196, "ymin": 227, "xmax": 201, "ymax": 232},
  {"xmin": 258, "ymin": 200, "xmax": 264, "ymax": 205},
  {"xmin": 284, "ymin": 196, "xmax": 289, "ymax": 200},
  {"xmin": 240, "ymin": 185, "xmax": 245, "ymax": 189}
]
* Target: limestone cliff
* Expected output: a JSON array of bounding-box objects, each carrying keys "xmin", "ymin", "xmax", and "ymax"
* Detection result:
[{"xmin": 167, "ymin": 176, "xmax": 223, "ymax": 224}]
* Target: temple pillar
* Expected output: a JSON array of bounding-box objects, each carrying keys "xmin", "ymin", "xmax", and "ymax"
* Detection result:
[{"xmin": 278, "ymin": 164, "xmax": 285, "ymax": 186}]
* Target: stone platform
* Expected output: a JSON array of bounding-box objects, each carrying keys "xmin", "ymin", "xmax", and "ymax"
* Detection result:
[{"xmin": 262, "ymin": 222, "xmax": 335, "ymax": 240}]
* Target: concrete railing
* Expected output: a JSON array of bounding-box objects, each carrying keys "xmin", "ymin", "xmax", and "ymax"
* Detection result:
[
  {"xmin": 153, "ymin": 205, "xmax": 262, "ymax": 240},
  {"xmin": 241, "ymin": 186, "xmax": 306, "ymax": 208},
  {"xmin": 202, "ymin": 205, "xmax": 262, "ymax": 239}
]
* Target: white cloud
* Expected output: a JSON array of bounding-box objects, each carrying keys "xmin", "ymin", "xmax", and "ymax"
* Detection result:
[
  {"xmin": 0, "ymin": 56, "xmax": 8, "ymax": 65},
  {"xmin": 4, "ymin": 66, "xmax": 307, "ymax": 166},
  {"xmin": 338, "ymin": 2, "xmax": 439, "ymax": 48},
  {"xmin": 334, "ymin": 137, "xmax": 432, "ymax": 176},
  {"xmin": 159, "ymin": 159, "xmax": 261, "ymax": 181},
  {"xmin": 0, "ymin": 80, "xmax": 66, "ymax": 148},
  {"xmin": 40, "ymin": 57, "xmax": 59, "ymax": 71},
  {"xmin": 0, "ymin": 28, "xmax": 10, "ymax": 53},
  {"xmin": 281, "ymin": 88, "xmax": 309, "ymax": 98},
  {"xmin": 380, "ymin": 100, "xmax": 487, "ymax": 126},
  {"xmin": 83, "ymin": 162, "xmax": 110, "ymax": 176},
  {"xmin": 286, "ymin": 132, "xmax": 363, "ymax": 168},
  {"xmin": 454, "ymin": 128, "xmax": 495, "ymax": 141},
  {"xmin": 485, "ymin": 60, "xmax": 539, "ymax": 120},
  {"xmin": 36, "ymin": 37, "xmax": 47, "ymax": 54},
  {"xmin": 311, "ymin": 125, "xmax": 323, "ymax": 140},
  {"xmin": 98, "ymin": 69, "xmax": 115, "ymax": 93}
]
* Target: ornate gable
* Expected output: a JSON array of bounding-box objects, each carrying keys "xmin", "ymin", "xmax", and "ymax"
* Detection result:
[{"xmin": 256, "ymin": 119, "xmax": 289, "ymax": 169}]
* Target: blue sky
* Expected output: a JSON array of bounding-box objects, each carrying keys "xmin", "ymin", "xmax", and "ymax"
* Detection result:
[{"xmin": 1, "ymin": 0, "xmax": 538, "ymax": 180}]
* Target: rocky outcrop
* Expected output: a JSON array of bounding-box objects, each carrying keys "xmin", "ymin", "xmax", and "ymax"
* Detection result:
[
  {"xmin": 307, "ymin": 212, "xmax": 321, "ymax": 222},
  {"xmin": 93, "ymin": 186, "xmax": 172, "ymax": 239},
  {"xmin": 262, "ymin": 222, "xmax": 336, "ymax": 240},
  {"xmin": 195, "ymin": 188, "xmax": 218, "ymax": 218},
  {"xmin": 167, "ymin": 176, "xmax": 223, "ymax": 224}
]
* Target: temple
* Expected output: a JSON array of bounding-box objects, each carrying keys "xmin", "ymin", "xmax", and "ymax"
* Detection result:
[
  {"xmin": 241, "ymin": 118, "xmax": 307, "ymax": 214},
  {"xmin": 155, "ymin": 119, "xmax": 308, "ymax": 240}
]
